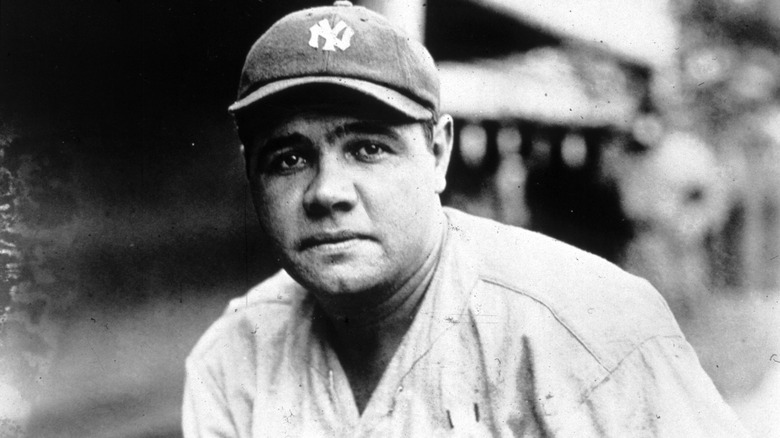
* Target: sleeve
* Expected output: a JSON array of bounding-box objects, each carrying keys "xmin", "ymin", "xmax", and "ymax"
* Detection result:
[
  {"xmin": 182, "ymin": 354, "xmax": 238, "ymax": 438},
  {"xmin": 581, "ymin": 335, "xmax": 750, "ymax": 437}
]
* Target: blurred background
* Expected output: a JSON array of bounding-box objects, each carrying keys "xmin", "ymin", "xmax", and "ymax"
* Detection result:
[{"xmin": 1, "ymin": 0, "xmax": 778, "ymax": 436}]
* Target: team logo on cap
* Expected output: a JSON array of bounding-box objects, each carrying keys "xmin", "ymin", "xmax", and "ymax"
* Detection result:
[{"xmin": 308, "ymin": 19, "xmax": 354, "ymax": 51}]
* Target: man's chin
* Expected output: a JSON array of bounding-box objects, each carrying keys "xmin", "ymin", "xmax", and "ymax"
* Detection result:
[{"xmin": 289, "ymin": 262, "xmax": 386, "ymax": 296}]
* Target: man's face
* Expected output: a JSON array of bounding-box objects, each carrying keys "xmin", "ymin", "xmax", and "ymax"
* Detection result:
[{"xmin": 246, "ymin": 108, "xmax": 452, "ymax": 298}]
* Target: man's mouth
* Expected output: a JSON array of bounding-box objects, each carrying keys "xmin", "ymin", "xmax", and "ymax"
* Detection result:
[{"xmin": 298, "ymin": 231, "xmax": 369, "ymax": 251}]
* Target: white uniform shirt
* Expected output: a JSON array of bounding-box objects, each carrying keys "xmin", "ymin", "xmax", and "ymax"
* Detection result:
[{"xmin": 183, "ymin": 208, "xmax": 748, "ymax": 437}]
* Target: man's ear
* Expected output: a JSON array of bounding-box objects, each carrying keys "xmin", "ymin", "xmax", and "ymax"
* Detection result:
[{"xmin": 432, "ymin": 114, "xmax": 454, "ymax": 194}]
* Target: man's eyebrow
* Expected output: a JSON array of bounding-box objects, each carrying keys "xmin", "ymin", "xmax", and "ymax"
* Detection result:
[
  {"xmin": 329, "ymin": 121, "xmax": 402, "ymax": 142},
  {"xmin": 258, "ymin": 133, "xmax": 309, "ymax": 155}
]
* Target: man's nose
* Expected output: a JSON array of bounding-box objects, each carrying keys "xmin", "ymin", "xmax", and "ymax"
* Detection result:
[{"xmin": 303, "ymin": 156, "xmax": 358, "ymax": 217}]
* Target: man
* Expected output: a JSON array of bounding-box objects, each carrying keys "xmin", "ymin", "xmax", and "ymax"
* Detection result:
[{"xmin": 183, "ymin": 2, "xmax": 748, "ymax": 436}]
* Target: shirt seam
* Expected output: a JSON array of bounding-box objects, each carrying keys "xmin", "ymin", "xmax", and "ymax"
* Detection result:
[
  {"xmin": 479, "ymin": 276, "xmax": 613, "ymax": 373},
  {"xmin": 577, "ymin": 334, "xmax": 684, "ymax": 404}
]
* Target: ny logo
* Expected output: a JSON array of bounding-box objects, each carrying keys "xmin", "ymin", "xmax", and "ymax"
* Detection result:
[{"xmin": 308, "ymin": 19, "xmax": 354, "ymax": 51}]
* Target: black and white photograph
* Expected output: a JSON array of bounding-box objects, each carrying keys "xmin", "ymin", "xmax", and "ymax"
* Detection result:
[{"xmin": 1, "ymin": 0, "xmax": 778, "ymax": 437}]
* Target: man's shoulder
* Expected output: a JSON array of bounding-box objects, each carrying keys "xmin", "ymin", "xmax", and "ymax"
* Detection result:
[
  {"xmin": 445, "ymin": 207, "xmax": 634, "ymax": 287},
  {"xmin": 224, "ymin": 269, "xmax": 304, "ymax": 315},
  {"xmin": 187, "ymin": 270, "xmax": 306, "ymax": 361},
  {"xmin": 445, "ymin": 208, "xmax": 683, "ymax": 368}
]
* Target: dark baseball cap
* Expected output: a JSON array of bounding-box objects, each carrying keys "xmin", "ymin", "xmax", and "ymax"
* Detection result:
[{"xmin": 229, "ymin": 1, "xmax": 439, "ymax": 121}]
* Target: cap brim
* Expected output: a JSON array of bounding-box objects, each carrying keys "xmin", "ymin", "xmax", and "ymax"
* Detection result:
[{"xmin": 228, "ymin": 76, "xmax": 434, "ymax": 120}]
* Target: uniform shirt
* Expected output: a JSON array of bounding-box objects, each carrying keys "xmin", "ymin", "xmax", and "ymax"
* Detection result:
[{"xmin": 183, "ymin": 208, "xmax": 748, "ymax": 437}]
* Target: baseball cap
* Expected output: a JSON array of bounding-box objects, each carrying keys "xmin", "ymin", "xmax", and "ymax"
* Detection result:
[{"xmin": 229, "ymin": 1, "xmax": 439, "ymax": 121}]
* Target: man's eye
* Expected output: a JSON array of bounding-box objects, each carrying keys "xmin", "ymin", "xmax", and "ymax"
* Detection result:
[
  {"xmin": 268, "ymin": 152, "xmax": 308, "ymax": 173},
  {"xmin": 352, "ymin": 142, "xmax": 387, "ymax": 161}
]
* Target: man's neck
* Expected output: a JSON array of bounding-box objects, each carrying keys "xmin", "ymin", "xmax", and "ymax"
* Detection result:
[{"xmin": 318, "ymin": 217, "xmax": 447, "ymax": 413}]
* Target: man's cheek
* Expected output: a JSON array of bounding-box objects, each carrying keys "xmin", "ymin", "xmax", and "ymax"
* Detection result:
[{"xmin": 255, "ymin": 200, "xmax": 285, "ymax": 237}]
